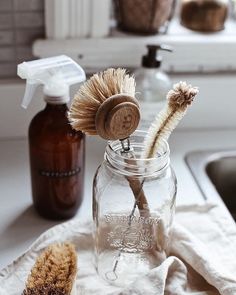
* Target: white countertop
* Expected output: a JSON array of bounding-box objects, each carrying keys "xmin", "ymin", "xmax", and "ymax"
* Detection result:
[{"xmin": 1, "ymin": 129, "xmax": 236, "ymax": 270}]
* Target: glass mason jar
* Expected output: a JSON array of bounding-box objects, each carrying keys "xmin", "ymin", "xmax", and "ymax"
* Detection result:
[{"xmin": 93, "ymin": 131, "xmax": 177, "ymax": 286}]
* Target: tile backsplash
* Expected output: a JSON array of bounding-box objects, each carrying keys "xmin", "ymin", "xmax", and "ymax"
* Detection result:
[{"xmin": 0, "ymin": 0, "xmax": 45, "ymax": 78}]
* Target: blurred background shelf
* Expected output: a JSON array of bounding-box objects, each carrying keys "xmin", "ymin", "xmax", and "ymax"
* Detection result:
[{"xmin": 34, "ymin": 19, "xmax": 236, "ymax": 73}]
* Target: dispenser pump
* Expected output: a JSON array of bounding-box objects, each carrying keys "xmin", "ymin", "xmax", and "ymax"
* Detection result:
[
  {"xmin": 17, "ymin": 55, "xmax": 86, "ymax": 108},
  {"xmin": 142, "ymin": 44, "xmax": 172, "ymax": 68}
]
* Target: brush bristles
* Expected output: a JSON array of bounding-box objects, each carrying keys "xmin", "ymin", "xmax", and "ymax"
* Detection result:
[
  {"xmin": 143, "ymin": 81, "xmax": 198, "ymax": 158},
  {"xmin": 68, "ymin": 68, "xmax": 136, "ymax": 135},
  {"xmin": 167, "ymin": 81, "xmax": 198, "ymax": 110},
  {"xmin": 23, "ymin": 243, "xmax": 77, "ymax": 295},
  {"xmin": 143, "ymin": 106, "xmax": 186, "ymax": 158}
]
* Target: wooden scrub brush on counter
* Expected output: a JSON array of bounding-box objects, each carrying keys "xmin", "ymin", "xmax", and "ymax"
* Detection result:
[{"xmin": 23, "ymin": 243, "xmax": 77, "ymax": 295}]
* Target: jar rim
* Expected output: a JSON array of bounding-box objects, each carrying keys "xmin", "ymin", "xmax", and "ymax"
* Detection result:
[{"xmin": 105, "ymin": 130, "xmax": 170, "ymax": 177}]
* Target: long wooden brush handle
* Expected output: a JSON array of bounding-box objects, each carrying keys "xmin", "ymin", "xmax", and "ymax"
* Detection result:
[
  {"xmin": 126, "ymin": 176, "xmax": 150, "ymax": 218},
  {"xmin": 122, "ymin": 147, "xmax": 150, "ymax": 218}
]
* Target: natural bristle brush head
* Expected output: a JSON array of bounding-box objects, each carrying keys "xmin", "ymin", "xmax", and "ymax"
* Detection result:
[
  {"xmin": 68, "ymin": 68, "xmax": 140, "ymax": 140},
  {"xmin": 23, "ymin": 243, "xmax": 77, "ymax": 295},
  {"xmin": 143, "ymin": 81, "xmax": 199, "ymax": 159},
  {"xmin": 167, "ymin": 81, "xmax": 198, "ymax": 110}
]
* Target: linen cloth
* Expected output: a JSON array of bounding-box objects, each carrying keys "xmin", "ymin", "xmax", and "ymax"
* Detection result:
[{"xmin": 0, "ymin": 203, "xmax": 236, "ymax": 295}]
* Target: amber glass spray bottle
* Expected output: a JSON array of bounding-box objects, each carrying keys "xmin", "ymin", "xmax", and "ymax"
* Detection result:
[{"xmin": 17, "ymin": 55, "xmax": 86, "ymax": 220}]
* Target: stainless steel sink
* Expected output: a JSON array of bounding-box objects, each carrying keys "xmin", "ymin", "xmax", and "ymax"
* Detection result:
[{"xmin": 185, "ymin": 150, "xmax": 236, "ymax": 221}]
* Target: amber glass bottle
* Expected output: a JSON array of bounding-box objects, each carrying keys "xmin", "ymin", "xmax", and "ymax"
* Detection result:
[{"xmin": 29, "ymin": 102, "xmax": 85, "ymax": 220}]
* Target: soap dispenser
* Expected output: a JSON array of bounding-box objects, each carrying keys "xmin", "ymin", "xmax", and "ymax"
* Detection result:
[
  {"xmin": 18, "ymin": 55, "xmax": 86, "ymax": 220},
  {"xmin": 134, "ymin": 44, "xmax": 172, "ymax": 128}
]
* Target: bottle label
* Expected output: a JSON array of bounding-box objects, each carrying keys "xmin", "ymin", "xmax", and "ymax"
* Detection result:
[{"xmin": 39, "ymin": 167, "xmax": 81, "ymax": 178}]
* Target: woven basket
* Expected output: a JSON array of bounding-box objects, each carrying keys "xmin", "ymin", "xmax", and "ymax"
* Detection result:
[{"xmin": 114, "ymin": 0, "xmax": 175, "ymax": 35}]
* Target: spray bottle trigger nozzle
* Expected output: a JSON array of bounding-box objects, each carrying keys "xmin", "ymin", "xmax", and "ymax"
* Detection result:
[
  {"xmin": 18, "ymin": 55, "xmax": 86, "ymax": 109},
  {"xmin": 21, "ymin": 81, "xmax": 39, "ymax": 109}
]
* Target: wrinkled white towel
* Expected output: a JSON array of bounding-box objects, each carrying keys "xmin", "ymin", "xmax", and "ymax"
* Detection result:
[{"xmin": 0, "ymin": 203, "xmax": 236, "ymax": 295}]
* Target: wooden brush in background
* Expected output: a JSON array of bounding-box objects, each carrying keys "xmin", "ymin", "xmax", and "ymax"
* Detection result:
[
  {"xmin": 143, "ymin": 81, "xmax": 199, "ymax": 159},
  {"xmin": 23, "ymin": 243, "xmax": 77, "ymax": 295}
]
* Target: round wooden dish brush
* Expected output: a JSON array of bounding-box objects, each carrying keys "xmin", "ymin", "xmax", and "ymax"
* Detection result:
[
  {"xmin": 68, "ymin": 68, "xmax": 150, "ymax": 282},
  {"xmin": 68, "ymin": 67, "xmax": 149, "ymax": 212},
  {"xmin": 68, "ymin": 68, "xmax": 140, "ymax": 141}
]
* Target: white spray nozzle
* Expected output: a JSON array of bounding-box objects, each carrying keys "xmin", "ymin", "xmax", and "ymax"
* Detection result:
[{"xmin": 17, "ymin": 55, "xmax": 86, "ymax": 109}]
